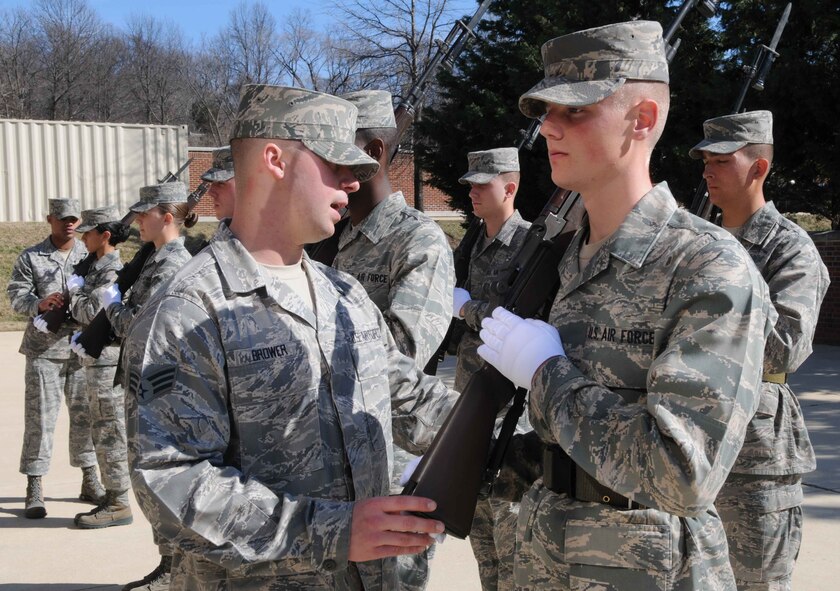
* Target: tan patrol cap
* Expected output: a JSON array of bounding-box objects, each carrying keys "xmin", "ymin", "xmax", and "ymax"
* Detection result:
[
  {"xmin": 689, "ymin": 110, "xmax": 774, "ymax": 159},
  {"xmin": 520, "ymin": 21, "xmax": 669, "ymax": 118},
  {"xmin": 230, "ymin": 85, "xmax": 379, "ymax": 182},
  {"xmin": 458, "ymin": 148, "xmax": 520, "ymax": 185}
]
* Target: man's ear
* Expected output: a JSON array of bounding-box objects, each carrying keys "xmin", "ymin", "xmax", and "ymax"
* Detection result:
[
  {"xmin": 504, "ymin": 181, "xmax": 518, "ymax": 199},
  {"xmin": 365, "ymin": 138, "xmax": 385, "ymax": 162},
  {"xmin": 754, "ymin": 157, "xmax": 770, "ymax": 179},
  {"xmin": 633, "ymin": 98, "xmax": 659, "ymax": 139},
  {"xmin": 264, "ymin": 142, "xmax": 286, "ymax": 180}
]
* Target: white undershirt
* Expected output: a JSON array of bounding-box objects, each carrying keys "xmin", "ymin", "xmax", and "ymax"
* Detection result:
[
  {"xmin": 722, "ymin": 225, "xmax": 743, "ymax": 237},
  {"xmin": 259, "ymin": 261, "xmax": 315, "ymax": 312}
]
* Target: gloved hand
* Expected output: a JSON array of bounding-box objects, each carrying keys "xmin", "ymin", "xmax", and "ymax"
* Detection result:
[
  {"xmin": 478, "ymin": 307, "xmax": 565, "ymax": 390},
  {"xmin": 33, "ymin": 315, "xmax": 49, "ymax": 333},
  {"xmin": 100, "ymin": 284, "xmax": 122, "ymax": 309},
  {"xmin": 70, "ymin": 331, "xmax": 92, "ymax": 360},
  {"xmin": 66, "ymin": 274, "xmax": 85, "ymax": 293},
  {"xmin": 453, "ymin": 287, "xmax": 472, "ymax": 318}
]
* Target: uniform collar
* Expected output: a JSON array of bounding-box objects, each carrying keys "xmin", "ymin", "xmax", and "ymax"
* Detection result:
[
  {"xmin": 91, "ymin": 250, "xmax": 120, "ymax": 270},
  {"xmin": 353, "ymin": 191, "xmax": 406, "ymax": 245},
  {"xmin": 738, "ymin": 201, "xmax": 779, "ymax": 246},
  {"xmin": 151, "ymin": 237, "xmax": 185, "ymax": 263},
  {"xmin": 493, "ymin": 210, "xmax": 525, "ymax": 247},
  {"xmin": 604, "ymin": 182, "xmax": 677, "ymax": 269}
]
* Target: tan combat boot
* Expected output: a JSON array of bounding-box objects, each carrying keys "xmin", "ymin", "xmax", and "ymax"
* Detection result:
[
  {"xmin": 79, "ymin": 465, "xmax": 106, "ymax": 504},
  {"xmin": 24, "ymin": 475, "xmax": 46, "ymax": 519},
  {"xmin": 74, "ymin": 490, "xmax": 133, "ymax": 529}
]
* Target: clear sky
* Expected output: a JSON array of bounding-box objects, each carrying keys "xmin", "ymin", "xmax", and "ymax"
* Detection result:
[{"xmin": 0, "ymin": 0, "xmax": 479, "ymax": 47}]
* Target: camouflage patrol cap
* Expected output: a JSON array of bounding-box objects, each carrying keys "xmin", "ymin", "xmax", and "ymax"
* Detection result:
[
  {"xmin": 689, "ymin": 110, "xmax": 774, "ymax": 159},
  {"xmin": 458, "ymin": 148, "xmax": 520, "ymax": 185},
  {"xmin": 75, "ymin": 204, "xmax": 121, "ymax": 232},
  {"xmin": 48, "ymin": 198, "xmax": 81, "ymax": 220},
  {"xmin": 128, "ymin": 181, "xmax": 188, "ymax": 213},
  {"xmin": 230, "ymin": 84, "xmax": 379, "ymax": 182},
  {"xmin": 341, "ymin": 90, "xmax": 397, "ymax": 130},
  {"xmin": 519, "ymin": 21, "xmax": 669, "ymax": 118},
  {"xmin": 201, "ymin": 146, "xmax": 235, "ymax": 182}
]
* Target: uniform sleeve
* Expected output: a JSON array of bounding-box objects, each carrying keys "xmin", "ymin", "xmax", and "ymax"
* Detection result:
[
  {"xmin": 529, "ymin": 241, "xmax": 772, "ymax": 517},
  {"xmin": 124, "ymin": 294, "xmax": 353, "ymax": 573},
  {"xmin": 385, "ymin": 227, "xmax": 455, "ymax": 365},
  {"xmin": 381, "ymin": 308, "xmax": 457, "ymax": 455},
  {"xmin": 762, "ymin": 237, "xmax": 830, "ymax": 373},
  {"xmin": 7, "ymin": 252, "xmax": 41, "ymax": 317},
  {"xmin": 70, "ymin": 268, "xmax": 118, "ymax": 325}
]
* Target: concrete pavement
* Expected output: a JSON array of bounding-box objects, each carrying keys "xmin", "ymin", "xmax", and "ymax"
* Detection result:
[{"xmin": 0, "ymin": 329, "xmax": 837, "ymax": 589}]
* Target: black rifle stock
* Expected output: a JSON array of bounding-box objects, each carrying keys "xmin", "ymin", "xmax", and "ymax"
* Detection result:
[
  {"xmin": 689, "ymin": 3, "xmax": 791, "ymax": 220},
  {"xmin": 402, "ymin": 0, "xmax": 721, "ymax": 538},
  {"xmin": 74, "ymin": 181, "xmax": 208, "ymax": 358},
  {"xmin": 423, "ymin": 216, "xmax": 483, "ymax": 374},
  {"xmin": 308, "ymin": 1, "xmax": 494, "ymax": 265}
]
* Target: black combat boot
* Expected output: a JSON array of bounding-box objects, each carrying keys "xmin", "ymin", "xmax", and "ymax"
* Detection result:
[
  {"xmin": 121, "ymin": 555, "xmax": 172, "ymax": 591},
  {"xmin": 24, "ymin": 475, "xmax": 46, "ymax": 519}
]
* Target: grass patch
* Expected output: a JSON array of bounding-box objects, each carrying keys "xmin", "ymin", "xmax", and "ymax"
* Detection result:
[
  {"xmin": 783, "ymin": 212, "xmax": 833, "ymax": 232},
  {"xmin": 437, "ymin": 219, "xmax": 468, "ymax": 250},
  {"xmin": 0, "ymin": 222, "xmax": 218, "ymax": 330}
]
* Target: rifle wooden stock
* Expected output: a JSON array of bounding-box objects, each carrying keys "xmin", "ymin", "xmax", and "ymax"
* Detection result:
[{"xmin": 402, "ymin": 364, "xmax": 516, "ymax": 538}]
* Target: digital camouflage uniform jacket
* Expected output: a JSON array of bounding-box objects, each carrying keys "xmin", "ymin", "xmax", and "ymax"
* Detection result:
[
  {"xmin": 333, "ymin": 191, "xmax": 454, "ymax": 367},
  {"xmin": 69, "ymin": 250, "xmax": 123, "ymax": 366},
  {"xmin": 718, "ymin": 201, "xmax": 829, "ymax": 507},
  {"xmin": 7, "ymin": 237, "xmax": 88, "ymax": 358},
  {"xmin": 123, "ymin": 222, "xmax": 453, "ymax": 590},
  {"xmin": 105, "ymin": 237, "xmax": 191, "ymax": 338},
  {"xmin": 521, "ymin": 184, "xmax": 774, "ymax": 590},
  {"xmin": 455, "ymin": 210, "xmax": 531, "ymax": 393}
]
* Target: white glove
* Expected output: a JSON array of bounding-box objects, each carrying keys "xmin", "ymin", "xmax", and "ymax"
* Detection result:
[
  {"xmin": 477, "ymin": 307, "xmax": 564, "ymax": 390},
  {"xmin": 399, "ymin": 456, "xmax": 423, "ymax": 487},
  {"xmin": 453, "ymin": 287, "xmax": 472, "ymax": 318},
  {"xmin": 70, "ymin": 331, "xmax": 92, "ymax": 360},
  {"xmin": 100, "ymin": 284, "xmax": 122, "ymax": 309},
  {"xmin": 66, "ymin": 274, "xmax": 85, "ymax": 293},
  {"xmin": 33, "ymin": 315, "xmax": 49, "ymax": 333}
]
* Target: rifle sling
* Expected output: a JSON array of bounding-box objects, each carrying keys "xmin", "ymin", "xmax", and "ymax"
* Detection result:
[{"xmin": 543, "ymin": 444, "xmax": 646, "ymax": 510}]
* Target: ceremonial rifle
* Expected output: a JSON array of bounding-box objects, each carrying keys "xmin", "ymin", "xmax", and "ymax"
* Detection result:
[
  {"xmin": 401, "ymin": 0, "xmax": 722, "ymax": 539},
  {"xmin": 308, "ymin": 0, "xmax": 495, "ymax": 266},
  {"xmin": 689, "ymin": 3, "xmax": 792, "ymax": 220}
]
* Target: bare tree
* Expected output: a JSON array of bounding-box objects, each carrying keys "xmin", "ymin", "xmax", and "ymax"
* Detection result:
[
  {"xmin": 0, "ymin": 8, "xmax": 41, "ymax": 119},
  {"xmin": 332, "ymin": 0, "xmax": 459, "ymax": 210},
  {"xmin": 225, "ymin": 1, "xmax": 283, "ymax": 86},
  {"xmin": 33, "ymin": 0, "xmax": 110, "ymax": 120},
  {"xmin": 121, "ymin": 15, "xmax": 190, "ymax": 125}
]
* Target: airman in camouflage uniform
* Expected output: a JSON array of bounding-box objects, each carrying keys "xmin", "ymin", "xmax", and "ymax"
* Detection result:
[
  {"xmin": 94, "ymin": 182, "xmax": 194, "ymax": 591},
  {"xmin": 67, "ymin": 205, "xmax": 135, "ymax": 529},
  {"xmin": 122, "ymin": 85, "xmax": 453, "ymax": 591},
  {"xmin": 453, "ymin": 147, "xmax": 530, "ymax": 591},
  {"xmin": 334, "ymin": 90, "xmax": 454, "ymax": 591},
  {"xmin": 477, "ymin": 22, "xmax": 775, "ymax": 590},
  {"xmin": 202, "ymin": 145, "xmax": 236, "ymax": 221},
  {"xmin": 7, "ymin": 197, "xmax": 101, "ymax": 519},
  {"xmin": 690, "ymin": 110, "xmax": 831, "ymax": 590}
]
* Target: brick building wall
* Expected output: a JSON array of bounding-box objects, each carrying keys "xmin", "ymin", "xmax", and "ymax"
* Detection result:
[
  {"xmin": 814, "ymin": 231, "xmax": 840, "ymax": 346},
  {"xmin": 187, "ymin": 148, "xmax": 216, "ymax": 218}
]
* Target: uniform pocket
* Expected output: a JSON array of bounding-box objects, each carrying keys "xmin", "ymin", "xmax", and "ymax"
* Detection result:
[{"xmin": 564, "ymin": 519, "xmax": 673, "ymax": 572}]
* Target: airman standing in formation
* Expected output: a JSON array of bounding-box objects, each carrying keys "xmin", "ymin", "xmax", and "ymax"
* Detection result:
[
  {"xmin": 202, "ymin": 145, "xmax": 236, "ymax": 221},
  {"xmin": 334, "ymin": 89, "xmax": 455, "ymax": 591},
  {"xmin": 121, "ymin": 85, "xmax": 454, "ymax": 590},
  {"xmin": 67, "ymin": 205, "xmax": 135, "ymax": 530},
  {"xmin": 8, "ymin": 197, "xmax": 104, "ymax": 519},
  {"xmin": 477, "ymin": 21, "xmax": 775, "ymax": 590},
  {"xmin": 690, "ymin": 110, "xmax": 830, "ymax": 590},
  {"xmin": 452, "ymin": 147, "xmax": 531, "ymax": 591}
]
